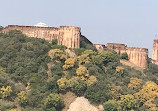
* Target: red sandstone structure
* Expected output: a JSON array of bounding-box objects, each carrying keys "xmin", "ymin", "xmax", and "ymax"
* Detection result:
[
  {"xmin": 152, "ymin": 39, "xmax": 158, "ymax": 64},
  {"xmin": 106, "ymin": 43, "xmax": 148, "ymax": 68},
  {"xmin": 2, "ymin": 25, "xmax": 81, "ymax": 48},
  {"xmin": 93, "ymin": 44, "xmax": 105, "ymax": 51}
]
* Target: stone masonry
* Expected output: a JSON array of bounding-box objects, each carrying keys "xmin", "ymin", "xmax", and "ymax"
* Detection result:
[
  {"xmin": 2, "ymin": 25, "xmax": 81, "ymax": 48},
  {"xmin": 106, "ymin": 43, "xmax": 148, "ymax": 68},
  {"xmin": 152, "ymin": 39, "xmax": 158, "ymax": 64}
]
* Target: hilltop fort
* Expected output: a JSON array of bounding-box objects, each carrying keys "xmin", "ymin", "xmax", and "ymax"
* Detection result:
[{"xmin": 3, "ymin": 24, "xmax": 158, "ymax": 69}]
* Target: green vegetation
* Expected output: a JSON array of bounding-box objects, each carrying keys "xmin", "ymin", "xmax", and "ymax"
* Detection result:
[
  {"xmin": 120, "ymin": 53, "xmax": 128, "ymax": 60},
  {"xmin": 1, "ymin": 30, "xmax": 158, "ymax": 110}
]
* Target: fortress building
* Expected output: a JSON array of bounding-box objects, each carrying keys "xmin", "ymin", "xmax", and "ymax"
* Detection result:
[
  {"xmin": 2, "ymin": 25, "xmax": 81, "ymax": 48},
  {"xmin": 106, "ymin": 43, "xmax": 148, "ymax": 68}
]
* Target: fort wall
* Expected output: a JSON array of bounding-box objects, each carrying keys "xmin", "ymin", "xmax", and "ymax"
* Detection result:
[
  {"xmin": 152, "ymin": 39, "xmax": 158, "ymax": 64},
  {"xmin": 106, "ymin": 43, "xmax": 148, "ymax": 68},
  {"xmin": 2, "ymin": 25, "xmax": 81, "ymax": 48}
]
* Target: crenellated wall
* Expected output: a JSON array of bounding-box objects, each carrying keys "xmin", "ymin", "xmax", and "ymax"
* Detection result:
[
  {"xmin": 106, "ymin": 43, "xmax": 148, "ymax": 68},
  {"xmin": 94, "ymin": 44, "xmax": 105, "ymax": 51},
  {"xmin": 2, "ymin": 25, "xmax": 81, "ymax": 48}
]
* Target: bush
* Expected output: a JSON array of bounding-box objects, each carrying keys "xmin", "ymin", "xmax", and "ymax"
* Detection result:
[
  {"xmin": 84, "ymin": 81, "xmax": 111, "ymax": 104},
  {"xmin": 0, "ymin": 26, "xmax": 3, "ymax": 32},
  {"xmin": 52, "ymin": 39, "xmax": 58, "ymax": 45},
  {"xmin": 120, "ymin": 53, "xmax": 128, "ymax": 60},
  {"xmin": 146, "ymin": 63, "xmax": 158, "ymax": 75},
  {"xmin": 74, "ymin": 48, "xmax": 86, "ymax": 56},
  {"xmin": 46, "ymin": 107, "xmax": 56, "ymax": 111},
  {"xmin": 51, "ymin": 45, "xmax": 67, "ymax": 51},
  {"xmin": 103, "ymin": 100, "xmax": 118, "ymax": 111},
  {"xmin": 71, "ymin": 80, "xmax": 87, "ymax": 96},
  {"xmin": 44, "ymin": 93, "xmax": 64, "ymax": 110},
  {"xmin": 80, "ymin": 41, "xmax": 97, "ymax": 51}
]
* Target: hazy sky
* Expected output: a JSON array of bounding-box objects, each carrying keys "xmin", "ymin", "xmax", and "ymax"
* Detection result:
[{"xmin": 1, "ymin": 0, "xmax": 158, "ymax": 56}]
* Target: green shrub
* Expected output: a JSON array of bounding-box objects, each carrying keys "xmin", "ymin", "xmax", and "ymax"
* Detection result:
[
  {"xmin": 51, "ymin": 45, "xmax": 67, "ymax": 50},
  {"xmin": 52, "ymin": 39, "xmax": 58, "ymax": 45},
  {"xmin": 44, "ymin": 93, "xmax": 64, "ymax": 110},
  {"xmin": 80, "ymin": 41, "xmax": 97, "ymax": 51},
  {"xmin": 103, "ymin": 100, "xmax": 118, "ymax": 111},
  {"xmin": 71, "ymin": 80, "xmax": 87, "ymax": 96},
  {"xmin": 84, "ymin": 81, "xmax": 111, "ymax": 104},
  {"xmin": 46, "ymin": 107, "xmax": 56, "ymax": 111},
  {"xmin": 0, "ymin": 26, "xmax": 3, "ymax": 32},
  {"xmin": 120, "ymin": 53, "xmax": 128, "ymax": 60},
  {"xmin": 74, "ymin": 48, "xmax": 86, "ymax": 56}
]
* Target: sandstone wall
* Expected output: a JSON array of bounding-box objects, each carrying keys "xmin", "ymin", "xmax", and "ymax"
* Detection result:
[
  {"xmin": 2, "ymin": 25, "xmax": 81, "ymax": 48},
  {"xmin": 94, "ymin": 44, "xmax": 105, "ymax": 51},
  {"xmin": 152, "ymin": 39, "xmax": 158, "ymax": 63},
  {"xmin": 106, "ymin": 43, "xmax": 127, "ymax": 55},
  {"xmin": 126, "ymin": 47, "xmax": 148, "ymax": 68},
  {"xmin": 106, "ymin": 43, "xmax": 148, "ymax": 68}
]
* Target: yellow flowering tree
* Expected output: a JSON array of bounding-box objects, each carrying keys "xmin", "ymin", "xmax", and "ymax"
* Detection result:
[
  {"xmin": 128, "ymin": 77, "xmax": 142, "ymax": 90},
  {"xmin": 57, "ymin": 78, "xmax": 69, "ymax": 91},
  {"xmin": 16, "ymin": 91, "xmax": 27, "ymax": 104},
  {"xmin": 63, "ymin": 58, "xmax": 76, "ymax": 70},
  {"xmin": 48, "ymin": 49, "xmax": 66, "ymax": 62},
  {"xmin": 76, "ymin": 65, "xmax": 89, "ymax": 80},
  {"xmin": 116, "ymin": 66, "xmax": 124, "ymax": 76},
  {"xmin": 87, "ymin": 76, "xmax": 97, "ymax": 86},
  {"xmin": 120, "ymin": 94, "xmax": 138, "ymax": 110},
  {"xmin": 134, "ymin": 81, "xmax": 158, "ymax": 108},
  {"xmin": 78, "ymin": 54, "xmax": 90, "ymax": 65},
  {"xmin": 0, "ymin": 86, "xmax": 12, "ymax": 98}
]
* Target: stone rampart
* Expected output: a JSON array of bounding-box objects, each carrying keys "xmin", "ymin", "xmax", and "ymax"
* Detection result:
[
  {"xmin": 106, "ymin": 43, "xmax": 148, "ymax": 68},
  {"xmin": 2, "ymin": 25, "xmax": 81, "ymax": 48},
  {"xmin": 152, "ymin": 39, "xmax": 158, "ymax": 64}
]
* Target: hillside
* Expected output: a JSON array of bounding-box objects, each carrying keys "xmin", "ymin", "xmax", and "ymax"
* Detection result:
[{"xmin": 1, "ymin": 30, "xmax": 158, "ymax": 111}]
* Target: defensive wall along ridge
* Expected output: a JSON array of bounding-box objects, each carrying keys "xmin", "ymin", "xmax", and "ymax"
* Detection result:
[
  {"xmin": 2, "ymin": 25, "xmax": 81, "ymax": 49},
  {"xmin": 2, "ymin": 25, "xmax": 154, "ymax": 68},
  {"xmin": 106, "ymin": 43, "xmax": 148, "ymax": 68}
]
